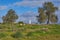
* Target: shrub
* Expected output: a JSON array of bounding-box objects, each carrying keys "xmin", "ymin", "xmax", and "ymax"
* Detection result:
[
  {"xmin": 1, "ymin": 37, "xmax": 16, "ymax": 40},
  {"xmin": 0, "ymin": 26, "xmax": 6, "ymax": 29},
  {"xmin": 18, "ymin": 21, "xmax": 24, "ymax": 24},
  {"xmin": 0, "ymin": 33, "xmax": 7, "ymax": 38},
  {"xmin": 26, "ymin": 32, "xmax": 38, "ymax": 37},
  {"xmin": 26, "ymin": 32, "xmax": 33, "ymax": 36},
  {"xmin": 11, "ymin": 32, "xmax": 23, "ymax": 38},
  {"xmin": 26, "ymin": 30, "xmax": 49, "ymax": 37}
]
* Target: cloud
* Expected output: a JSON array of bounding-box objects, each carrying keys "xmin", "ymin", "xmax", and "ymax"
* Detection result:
[
  {"xmin": 13, "ymin": 1, "xmax": 46, "ymax": 7},
  {"xmin": 23, "ymin": 0, "xmax": 41, "ymax": 1},
  {"xmin": 12, "ymin": 0, "xmax": 60, "ymax": 8},
  {"xmin": 18, "ymin": 11, "xmax": 38, "ymax": 23},
  {"xmin": 0, "ymin": 6, "xmax": 8, "ymax": 10},
  {"xmin": 0, "ymin": 0, "xmax": 60, "ymax": 10},
  {"xmin": 22, "ymin": 0, "xmax": 60, "ymax": 1},
  {"xmin": 14, "ymin": 1, "xmax": 41, "ymax": 7},
  {"xmin": 20, "ymin": 11, "xmax": 37, "ymax": 17}
]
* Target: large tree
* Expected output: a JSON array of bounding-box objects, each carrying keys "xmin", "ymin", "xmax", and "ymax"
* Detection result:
[
  {"xmin": 37, "ymin": 2, "xmax": 58, "ymax": 24},
  {"xmin": 2, "ymin": 9, "xmax": 18, "ymax": 23}
]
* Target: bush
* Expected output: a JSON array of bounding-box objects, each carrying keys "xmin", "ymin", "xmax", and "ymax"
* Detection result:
[
  {"xmin": 26, "ymin": 30, "xmax": 49, "ymax": 37},
  {"xmin": 26, "ymin": 32, "xmax": 38, "ymax": 37},
  {"xmin": 18, "ymin": 21, "xmax": 24, "ymax": 24},
  {"xmin": 0, "ymin": 33, "xmax": 7, "ymax": 38},
  {"xmin": 0, "ymin": 26, "xmax": 6, "ymax": 29},
  {"xmin": 11, "ymin": 32, "xmax": 23, "ymax": 38},
  {"xmin": 26, "ymin": 32, "xmax": 33, "ymax": 36},
  {"xmin": 1, "ymin": 37, "xmax": 16, "ymax": 40}
]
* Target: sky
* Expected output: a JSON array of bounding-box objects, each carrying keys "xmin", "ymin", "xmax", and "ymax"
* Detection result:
[{"xmin": 0, "ymin": 0, "xmax": 60, "ymax": 24}]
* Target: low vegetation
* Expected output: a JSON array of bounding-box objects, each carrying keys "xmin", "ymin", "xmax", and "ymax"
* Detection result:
[{"xmin": 0, "ymin": 24, "xmax": 60, "ymax": 40}]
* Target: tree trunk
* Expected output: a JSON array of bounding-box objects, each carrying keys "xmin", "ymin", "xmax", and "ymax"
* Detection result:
[{"xmin": 47, "ymin": 15, "xmax": 50, "ymax": 24}]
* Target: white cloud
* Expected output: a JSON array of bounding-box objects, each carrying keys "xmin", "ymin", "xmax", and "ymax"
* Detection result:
[
  {"xmin": 18, "ymin": 11, "xmax": 38, "ymax": 23},
  {"xmin": 13, "ymin": 1, "xmax": 44, "ymax": 7},
  {"xmin": 13, "ymin": 0, "xmax": 52, "ymax": 7},
  {"xmin": 12, "ymin": 0, "xmax": 60, "ymax": 7},
  {"xmin": 20, "ymin": 11, "xmax": 38, "ymax": 17},
  {"xmin": 22, "ymin": 0, "xmax": 60, "ymax": 1},
  {"xmin": 23, "ymin": 0, "xmax": 43, "ymax": 1},
  {"xmin": 0, "ymin": 6, "xmax": 8, "ymax": 10},
  {"xmin": 0, "ymin": 0, "xmax": 60, "ymax": 10}
]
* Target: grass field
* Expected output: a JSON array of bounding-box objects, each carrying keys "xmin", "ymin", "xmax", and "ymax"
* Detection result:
[{"xmin": 0, "ymin": 24, "xmax": 60, "ymax": 40}]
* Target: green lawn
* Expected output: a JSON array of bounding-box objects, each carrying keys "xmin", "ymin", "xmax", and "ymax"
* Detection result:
[{"xmin": 0, "ymin": 24, "xmax": 60, "ymax": 40}]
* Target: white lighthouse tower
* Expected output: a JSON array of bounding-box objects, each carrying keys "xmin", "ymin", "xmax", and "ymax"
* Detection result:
[{"xmin": 29, "ymin": 19, "xmax": 31, "ymax": 24}]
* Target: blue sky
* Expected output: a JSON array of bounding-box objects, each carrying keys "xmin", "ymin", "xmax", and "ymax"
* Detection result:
[{"xmin": 0, "ymin": 0, "xmax": 60, "ymax": 23}]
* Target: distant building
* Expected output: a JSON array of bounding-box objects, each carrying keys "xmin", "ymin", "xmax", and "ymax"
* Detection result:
[{"xmin": 29, "ymin": 20, "xmax": 31, "ymax": 24}]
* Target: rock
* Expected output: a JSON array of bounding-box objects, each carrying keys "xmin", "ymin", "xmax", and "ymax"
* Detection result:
[
  {"xmin": 41, "ymin": 28, "xmax": 49, "ymax": 32},
  {"xmin": 20, "ymin": 24, "xmax": 23, "ymax": 26}
]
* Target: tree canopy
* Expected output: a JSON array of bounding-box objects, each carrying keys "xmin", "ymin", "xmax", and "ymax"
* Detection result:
[
  {"xmin": 37, "ymin": 2, "xmax": 58, "ymax": 24},
  {"xmin": 2, "ymin": 9, "xmax": 18, "ymax": 23}
]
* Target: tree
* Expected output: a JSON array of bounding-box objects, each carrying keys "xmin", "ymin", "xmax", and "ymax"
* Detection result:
[
  {"xmin": 2, "ymin": 9, "xmax": 18, "ymax": 23},
  {"xmin": 37, "ymin": 2, "xmax": 58, "ymax": 24},
  {"xmin": 37, "ymin": 8, "xmax": 47, "ymax": 23}
]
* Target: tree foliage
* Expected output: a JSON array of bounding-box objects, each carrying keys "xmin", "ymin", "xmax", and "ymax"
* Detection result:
[
  {"xmin": 37, "ymin": 2, "xmax": 58, "ymax": 24},
  {"xmin": 2, "ymin": 9, "xmax": 18, "ymax": 23}
]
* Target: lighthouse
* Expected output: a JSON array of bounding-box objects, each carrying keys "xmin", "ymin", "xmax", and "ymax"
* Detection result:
[{"xmin": 29, "ymin": 20, "xmax": 31, "ymax": 24}]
